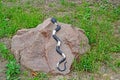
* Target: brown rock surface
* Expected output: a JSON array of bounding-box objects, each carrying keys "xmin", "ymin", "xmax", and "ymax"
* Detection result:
[{"xmin": 11, "ymin": 18, "xmax": 90, "ymax": 75}]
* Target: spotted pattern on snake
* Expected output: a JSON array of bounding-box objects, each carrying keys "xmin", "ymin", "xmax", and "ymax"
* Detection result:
[{"xmin": 51, "ymin": 18, "xmax": 67, "ymax": 72}]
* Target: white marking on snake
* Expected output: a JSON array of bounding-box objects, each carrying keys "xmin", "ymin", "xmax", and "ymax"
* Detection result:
[
  {"xmin": 52, "ymin": 30, "xmax": 56, "ymax": 35},
  {"xmin": 57, "ymin": 62, "xmax": 59, "ymax": 67},
  {"xmin": 62, "ymin": 53, "xmax": 66, "ymax": 58},
  {"xmin": 55, "ymin": 22, "xmax": 58, "ymax": 26},
  {"xmin": 57, "ymin": 41, "xmax": 61, "ymax": 46}
]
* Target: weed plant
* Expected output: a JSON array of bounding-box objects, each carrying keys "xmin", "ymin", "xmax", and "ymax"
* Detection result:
[{"xmin": 0, "ymin": 43, "xmax": 20, "ymax": 80}]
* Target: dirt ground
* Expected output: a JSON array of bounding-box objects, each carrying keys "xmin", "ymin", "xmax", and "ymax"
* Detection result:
[{"xmin": 0, "ymin": 57, "xmax": 7, "ymax": 80}]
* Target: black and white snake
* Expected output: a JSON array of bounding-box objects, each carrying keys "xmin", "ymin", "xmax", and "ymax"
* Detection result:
[{"xmin": 51, "ymin": 18, "xmax": 67, "ymax": 72}]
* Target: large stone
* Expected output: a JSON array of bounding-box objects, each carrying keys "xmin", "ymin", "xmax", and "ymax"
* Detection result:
[{"xmin": 11, "ymin": 18, "xmax": 90, "ymax": 75}]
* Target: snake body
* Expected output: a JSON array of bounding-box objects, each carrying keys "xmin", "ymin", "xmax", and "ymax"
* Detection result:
[{"xmin": 51, "ymin": 18, "xmax": 67, "ymax": 72}]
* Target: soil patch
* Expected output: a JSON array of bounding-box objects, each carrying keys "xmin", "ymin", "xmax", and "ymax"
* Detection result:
[{"xmin": 0, "ymin": 57, "xmax": 7, "ymax": 80}]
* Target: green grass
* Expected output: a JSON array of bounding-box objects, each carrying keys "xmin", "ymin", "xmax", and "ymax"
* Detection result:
[
  {"xmin": 0, "ymin": 0, "xmax": 120, "ymax": 79},
  {"xmin": 0, "ymin": 43, "xmax": 20, "ymax": 80},
  {"xmin": 0, "ymin": 2, "xmax": 44, "ymax": 38},
  {"xmin": 29, "ymin": 72, "xmax": 48, "ymax": 80},
  {"xmin": 72, "ymin": 1, "xmax": 120, "ymax": 72},
  {"xmin": 115, "ymin": 59, "xmax": 120, "ymax": 68}
]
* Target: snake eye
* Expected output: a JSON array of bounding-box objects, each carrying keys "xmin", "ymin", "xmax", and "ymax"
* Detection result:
[{"xmin": 51, "ymin": 18, "xmax": 57, "ymax": 24}]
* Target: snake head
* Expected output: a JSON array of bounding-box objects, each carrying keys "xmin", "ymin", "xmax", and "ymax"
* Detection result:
[{"xmin": 51, "ymin": 18, "xmax": 57, "ymax": 24}]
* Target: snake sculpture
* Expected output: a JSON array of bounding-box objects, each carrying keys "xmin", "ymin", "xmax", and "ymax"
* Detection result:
[{"xmin": 51, "ymin": 18, "xmax": 67, "ymax": 72}]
